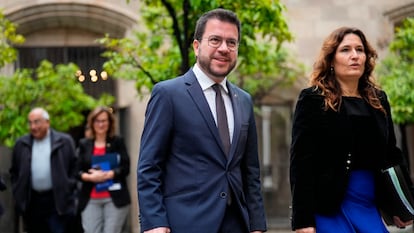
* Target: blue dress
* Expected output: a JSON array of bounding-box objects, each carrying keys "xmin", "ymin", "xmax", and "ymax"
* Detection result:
[
  {"xmin": 315, "ymin": 97, "xmax": 389, "ymax": 233},
  {"xmin": 316, "ymin": 170, "xmax": 389, "ymax": 232}
]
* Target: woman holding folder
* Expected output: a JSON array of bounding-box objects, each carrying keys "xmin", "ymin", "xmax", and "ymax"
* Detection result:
[
  {"xmin": 77, "ymin": 106, "xmax": 130, "ymax": 233},
  {"xmin": 289, "ymin": 27, "xmax": 413, "ymax": 233}
]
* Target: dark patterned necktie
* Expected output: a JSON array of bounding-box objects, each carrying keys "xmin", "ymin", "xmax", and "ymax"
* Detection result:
[{"xmin": 212, "ymin": 84, "xmax": 230, "ymax": 155}]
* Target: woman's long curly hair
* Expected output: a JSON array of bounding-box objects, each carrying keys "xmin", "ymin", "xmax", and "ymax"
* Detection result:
[{"xmin": 310, "ymin": 26, "xmax": 385, "ymax": 114}]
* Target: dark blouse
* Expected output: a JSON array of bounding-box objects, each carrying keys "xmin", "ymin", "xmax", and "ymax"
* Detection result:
[{"xmin": 343, "ymin": 97, "xmax": 383, "ymax": 171}]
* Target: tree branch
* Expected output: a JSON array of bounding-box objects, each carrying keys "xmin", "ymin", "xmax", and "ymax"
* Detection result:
[{"xmin": 161, "ymin": 0, "xmax": 186, "ymax": 72}]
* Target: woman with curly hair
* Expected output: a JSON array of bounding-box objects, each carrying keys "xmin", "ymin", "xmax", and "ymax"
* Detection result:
[{"xmin": 290, "ymin": 27, "xmax": 413, "ymax": 233}]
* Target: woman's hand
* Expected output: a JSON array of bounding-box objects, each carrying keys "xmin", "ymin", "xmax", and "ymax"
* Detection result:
[
  {"xmin": 393, "ymin": 216, "xmax": 413, "ymax": 229},
  {"xmin": 296, "ymin": 227, "xmax": 316, "ymax": 233},
  {"xmin": 83, "ymin": 169, "xmax": 114, "ymax": 183}
]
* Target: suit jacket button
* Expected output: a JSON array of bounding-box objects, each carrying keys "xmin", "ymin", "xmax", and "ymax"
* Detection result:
[{"xmin": 220, "ymin": 192, "xmax": 227, "ymax": 198}]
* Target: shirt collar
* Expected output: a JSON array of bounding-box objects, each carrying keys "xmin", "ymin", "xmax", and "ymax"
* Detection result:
[{"xmin": 193, "ymin": 63, "xmax": 228, "ymax": 94}]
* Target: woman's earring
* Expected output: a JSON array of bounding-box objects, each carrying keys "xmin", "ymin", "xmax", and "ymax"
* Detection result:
[{"xmin": 330, "ymin": 67, "xmax": 334, "ymax": 75}]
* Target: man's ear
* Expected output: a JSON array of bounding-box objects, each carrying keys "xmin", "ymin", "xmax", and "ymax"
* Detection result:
[{"xmin": 193, "ymin": 40, "xmax": 200, "ymax": 57}]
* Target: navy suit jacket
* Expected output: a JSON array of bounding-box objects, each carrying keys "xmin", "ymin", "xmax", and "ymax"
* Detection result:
[{"xmin": 137, "ymin": 69, "xmax": 267, "ymax": 233}]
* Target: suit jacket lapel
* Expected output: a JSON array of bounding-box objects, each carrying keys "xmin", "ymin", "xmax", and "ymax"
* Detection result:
[
  {"xmin": 227, "ymin": 83, "xmax": 240, "ymax": 163},
  {"xmin": 184, "ymin": 71, "xmax": 227, "ymax": 158},
  {"xmin": 371, "ymin": 106, "xmax": 388, "ymax": 144}
]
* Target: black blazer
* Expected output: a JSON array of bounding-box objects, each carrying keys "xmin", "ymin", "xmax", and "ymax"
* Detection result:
[
  {"xmin": 289, "ymin": 87, "xmax": 409, "ymax": 230},
  {"xmin": 77, "ymin": 136, "xmax": 131, "ymax": 212}
]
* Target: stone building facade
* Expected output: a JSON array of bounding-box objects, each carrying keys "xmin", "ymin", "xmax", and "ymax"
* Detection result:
[{"xmin": 0, "ymin": 0, "xmax": 413, "ymax": 232}]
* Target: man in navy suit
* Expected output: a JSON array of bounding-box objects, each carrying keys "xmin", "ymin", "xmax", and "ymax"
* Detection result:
[{"xmin": 137, "ymin": 8, "xmax": 267, "ymax": 233}]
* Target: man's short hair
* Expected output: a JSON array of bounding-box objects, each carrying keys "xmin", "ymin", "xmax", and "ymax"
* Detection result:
[{"xmin": 194, "ymin": 8, "xmax": 241, "ymax": 42}]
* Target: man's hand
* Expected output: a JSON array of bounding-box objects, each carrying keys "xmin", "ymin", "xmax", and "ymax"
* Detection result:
[{"xmin": 143, "ymin": 227, "xmax": 171, "ymax": 233}]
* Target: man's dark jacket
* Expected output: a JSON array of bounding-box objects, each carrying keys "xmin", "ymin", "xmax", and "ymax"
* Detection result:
[
  {"xmin": 10, "ymin": 129, "xmax": 78, "ymax": 215},
  {"xmin": 138, "ymin": 70, "xmax": 267, "ymax": 233}
]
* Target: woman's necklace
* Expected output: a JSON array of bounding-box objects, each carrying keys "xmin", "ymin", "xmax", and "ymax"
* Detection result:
[{"xmin": 342, "ymin": 89, "xmax": 360, "ymax": 97}]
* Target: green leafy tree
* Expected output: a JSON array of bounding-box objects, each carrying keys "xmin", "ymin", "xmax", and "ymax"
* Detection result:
[
  {"xmin": 0, "ymin": 13, "xmax": 113, "ymax": 148},
  {"xmin": 0, "ymin": 10, "xmax": 25, "ymax": 67},
  {"xmin": 0, "ymin": 60, "xmax": 114, "ymax": 148},
  {"xmin": 99, "ymin": 0, "xmax": 304, "ymax": 104},
  {"xmin": 378, "ymin": 17, "xmax": 414, "ymax": 161}
]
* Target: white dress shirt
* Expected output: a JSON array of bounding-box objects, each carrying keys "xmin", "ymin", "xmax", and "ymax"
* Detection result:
[{"xmin": 193, "ymin": 64, "xmax": 234, "ymax": 143}]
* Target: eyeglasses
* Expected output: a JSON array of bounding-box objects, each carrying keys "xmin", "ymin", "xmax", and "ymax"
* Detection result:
[
  {"xmin": 94, "ymin": 119, "xmax": 108, "ymax": 124},
  {"xmin": 202, "ymin": 35, "xmax": 239, "ymax": 51}
]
